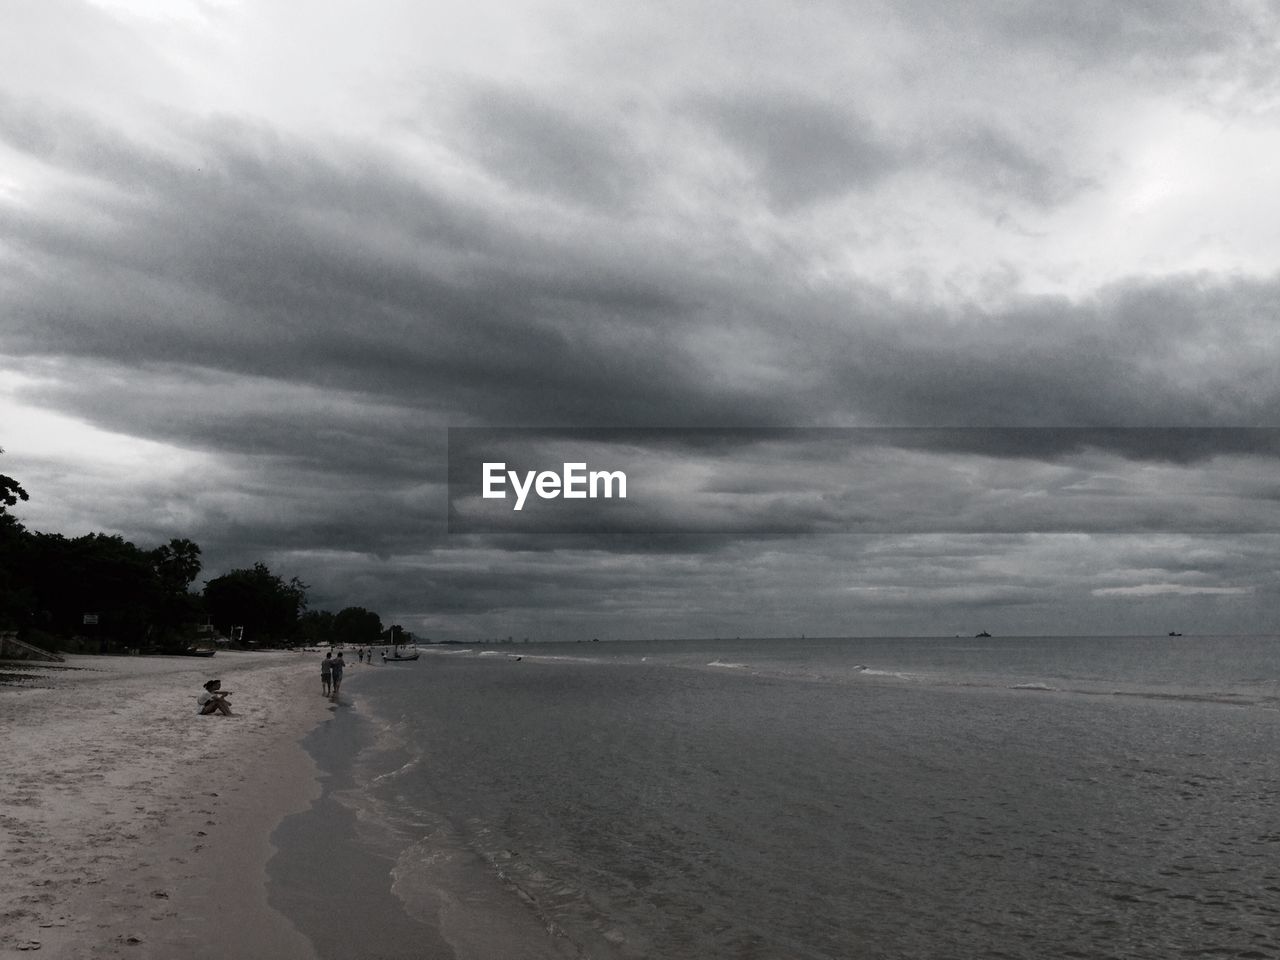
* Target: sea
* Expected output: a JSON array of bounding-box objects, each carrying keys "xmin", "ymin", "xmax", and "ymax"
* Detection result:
[{"xmin": 271, "ymin": 636, "xmax": 1280, "ymax": 960}]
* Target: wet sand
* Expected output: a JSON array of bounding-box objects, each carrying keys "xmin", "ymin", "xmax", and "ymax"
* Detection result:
[
  {"xmin": 269, "ymin": 667, "xmax": 579, "ymax": 960},
  {"xmin": 0, "ymin": 651, "xmax": 328, "ymax": 959}
]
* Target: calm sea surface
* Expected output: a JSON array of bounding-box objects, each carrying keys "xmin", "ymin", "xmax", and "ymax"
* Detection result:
[{"xmin": 334, "ymin": 636, "xmax": 1280, "ymax": 959}]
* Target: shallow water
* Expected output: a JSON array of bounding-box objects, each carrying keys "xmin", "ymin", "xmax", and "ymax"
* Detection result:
[{"xmin": 321, "ymin": 636, "xmax": 1280, "ymax": 959}]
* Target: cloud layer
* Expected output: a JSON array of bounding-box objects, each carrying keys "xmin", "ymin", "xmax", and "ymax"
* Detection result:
[{"xmin": 2, "ymin": 0, "xmax": 1279, "ymax": 637}]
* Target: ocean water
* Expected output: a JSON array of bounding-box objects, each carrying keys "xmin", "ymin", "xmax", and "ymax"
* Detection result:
[{"xmin": 323, "ymin": 636, "xmax": 1280, "ymax": 959}]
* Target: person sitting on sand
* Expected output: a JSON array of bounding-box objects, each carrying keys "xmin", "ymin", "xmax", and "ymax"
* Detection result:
[
  {"xmin": 197, "ymin": 679, "xmax": 234, "ymax": 716},
  {"xmin": 330, "ymin": 652, "xmax": 345, "ymax": 698},
  {"xmin": 321, "ymin": 652, "xmax": 332, "ymax": 696}
]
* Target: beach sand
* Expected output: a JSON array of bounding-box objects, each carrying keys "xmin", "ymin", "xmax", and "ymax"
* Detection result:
[{"xmin": 0, "ymin": 651, "xmax": 329, "ymax": 960}]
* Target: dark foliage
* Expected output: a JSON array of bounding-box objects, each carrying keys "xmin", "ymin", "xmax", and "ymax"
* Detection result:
[
  {"xmin": 297, "ymin": 609, "xmax": 337, "ymax": 646},
  {"xmin": 0, "ymin": 452, "xmax": 360, "ymax": 652},
  {"xmin": 333, "ymin": 606, "xmax": 383, "ymax": 645},
  {"xmin": 202, "ymin": 563, "xmax": 308, "ymax": 645},
  {"xmin": 0, "ymin": 524, "xmax": 204, "ymax": 651}
]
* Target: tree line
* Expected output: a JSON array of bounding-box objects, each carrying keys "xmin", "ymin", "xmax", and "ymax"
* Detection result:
[{"xmin": 0, "ymin": 453, "xmax": 396, "ymax": 654}]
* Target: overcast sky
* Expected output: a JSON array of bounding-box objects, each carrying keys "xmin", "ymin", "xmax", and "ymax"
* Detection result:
[{"xmin": 3, "ymin": 0, "xmax": 1280, "ymax": 640}]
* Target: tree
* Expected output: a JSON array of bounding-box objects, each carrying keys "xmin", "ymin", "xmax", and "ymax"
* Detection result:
[
  {"xmin": 16, "ymin": 531, "xmax": 161, "ymax": 645},
  {"xmin": 203, "ymin": 562, "xmax": 308, "ymax": 645},
  {"xmin": 0, "ymin": 448, "xmax": 37, "ymax": 632},
  {"xmin": 149, "ymin": 538, "xmax": 204, "ymax": 644},
  {"xmin": 0, "ymin": 450, "xmax": 207, "ymax": 650},
  {"xmin": 0, "ymin": 473, "xmax": 26, "ymax": 510},
  {"xmin": 333, "ymin": 606, "xmax": 383, "ymax": 645},
  {"xmin": 297, "ymin": 609, "xmax": 336, "ymax": 646},
  {"xmin": 151, "ymin": 538, "xmax": 202, "ymax": 593},
  {"xmin": 0, "ymin": 446, "xmax": 28, "ymax": 512}
]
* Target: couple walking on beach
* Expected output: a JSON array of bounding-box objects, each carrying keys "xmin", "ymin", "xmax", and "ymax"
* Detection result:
[{"xmin": 320, "ymin": 651, "xmax": 345, "ymax": 698}]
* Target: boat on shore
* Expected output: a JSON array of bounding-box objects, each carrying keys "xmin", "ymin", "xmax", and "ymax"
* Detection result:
[{"xmin": 384, "ymin": 644, "xmax": 419, "ymax": 661}]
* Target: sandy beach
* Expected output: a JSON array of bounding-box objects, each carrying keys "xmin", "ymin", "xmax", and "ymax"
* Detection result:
[{"xmin": 0, "ymin": 651, "xmax": 330, "ymax": 960}]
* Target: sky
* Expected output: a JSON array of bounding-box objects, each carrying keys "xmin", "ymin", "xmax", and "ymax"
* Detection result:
[{"xmin": 2, "ymin": 0, "xmax": 1280, "ymax": 640}]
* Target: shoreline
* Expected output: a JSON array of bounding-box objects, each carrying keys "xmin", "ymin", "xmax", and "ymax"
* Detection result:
[
  {"xmin": 1, "ymin": 651, "xmax": 329, "ymax": 959},
  {"xmin": 267, "ymin": 679, "xmax": 457, "ymax": 960},
  {"xmin": 268, "ymin": 666, "xmax": 584, "ymax": 960},
  {"xmin": 3, "ymin": 651, "xmax": 595, "ymax": 960}
]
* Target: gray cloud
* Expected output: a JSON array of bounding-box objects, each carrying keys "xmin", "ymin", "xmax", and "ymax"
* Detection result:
[
  {"xmin": 275, "ymin": 532, "xmax": 1280, "ymax": 640},
  {"xmin": 447, "ymin": 428, "xmax": 1280, "ymax": 536},
  {"xmin": 3, "ymin": 0, "xmax": 1280, "ymax": 637},
  {"xmin": 931, "ymin": 124, "xmax": 1095, "ymax": 209},
  {"xmin": 449, "ymin": 84, "xmax": 648, "ymax": 210},
  {"xmin": 6, "ymin": 100, "xmax": 1280, "ymax": 443},
  {"xmin": 4, "ymin": 103, "xmax": 1280, "ymax": 583},
  {"xmin": 700, "ymin": 92, "xmax": 898, "ymax": 208},
  {"xmin": 808, "ymin": 275, "xmax": 1280, "ymax": 427},
  {"xmin": 898, "ymin": 0, "xmax": 1279, "ymax": 75}
]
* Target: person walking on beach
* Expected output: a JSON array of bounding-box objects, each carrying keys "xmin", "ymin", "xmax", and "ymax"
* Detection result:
[
  {"xmin": 330, "ymin": 652, "xmax": 345, "ymax": 698},
  {"xmin": 321, "ymin": 652, "xmax": 332, "ymax": 696}
]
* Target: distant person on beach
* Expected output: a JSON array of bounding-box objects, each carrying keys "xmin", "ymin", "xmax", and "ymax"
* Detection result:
[
  {"xmin": 330, "ymin": 652, "xmax": 345, "ymax": 698},
  {"xmin": 358, "ymin": 648, "xmax": 364, "ymax": 664},
  {"xmin": 197, "ymin": 679, "xmax": 233, "ymax": 716},
  {"xmin": 321, "ymin": 652, "xmax": 332, "ymax": 696}
]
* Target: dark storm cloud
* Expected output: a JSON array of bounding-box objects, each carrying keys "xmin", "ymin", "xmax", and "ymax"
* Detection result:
[
  {"xmin": 863, "ymin": 428, "xmax": 1280, "ymax": 464},
  {"xmin": 299, "ymin": 532, "xmax": 1280, "ymax": 639},
  {"xmin": 7, "ymin": 95, "xmax": 1280, "ymax": 457},
  {"xmin": 0, "ymin": 101, "xmax": 748, "ymax": 426},
  {"xmin": 696, "ymin": 88, "xmax": 1095, "ymax": 212},
  {"xmin": 900, "ymin": 0, "xmax": 1278, "ymax": 73},
  {"xmin": 451, "ymin": 84, "xmax": 647, "ymax": 210},
  {"xmin": 699, "ymin": 92, "xmax": 898, "ymax": 208},
  {"xmin": 806, "ymin": 274, "xmax": 1280, "ymax": 427},
  {"xmin": 448, "ymin": 430, "xmax": 1280, "ymax": 535},
  {"xmin": 6, "ymin": 360, "xmax": 443, "ymax": 481},
  {"xmin": 451, "ymin": 426, "xmax": 1280, "ymax": 469},
  {"xmin": 339, "ymin": 537, "xmax": 862, "ymax": 633},
  {"xmin": 3, "ymin": 88, "xmax": 1280, "ymax": 622},
  {"xmin": 295, "ymin": 532, "xmax": 814, "ymax": 633},
  {"xmin": 3, "ymin": 2, "xmax": 1278, "ymax": 641},
  {"xmin": 932, "ymin": 124, "xmax": 1094, "ymax": 209}
]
